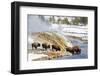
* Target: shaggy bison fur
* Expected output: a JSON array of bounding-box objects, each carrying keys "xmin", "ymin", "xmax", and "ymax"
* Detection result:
[
  {"xmin": 52, "ymin": 45, "xmax": 60, "ymax": 51},
  {"xmin": 66, "ymin": 46, "xmax": 81, "ymax": 54},
  {"xmin": 32, "ymin": 42, "xmax": 40, "ymax": 50},
  {"xmin": 42, "ymin": 43, "xmax": 50, "ymax": 50}
]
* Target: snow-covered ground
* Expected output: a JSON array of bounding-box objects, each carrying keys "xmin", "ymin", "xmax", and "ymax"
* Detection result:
[
  {"xmin": 51, "ymin": 24, "xmax": 88, "ymax": 39},
  {"xmin": 28, "ymin": 53, "xmax": 48, "ymax": 61}
]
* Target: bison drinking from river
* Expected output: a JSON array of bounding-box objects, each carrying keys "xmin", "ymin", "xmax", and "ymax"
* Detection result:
[{"xmin": 66, "ymin": 46, "xmax": 81, "ymax": 54}]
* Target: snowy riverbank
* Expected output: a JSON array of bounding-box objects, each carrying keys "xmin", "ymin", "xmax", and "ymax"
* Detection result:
[{"xmin": 50, "ymin": 24, "xmax": 88, "ymax": 40}]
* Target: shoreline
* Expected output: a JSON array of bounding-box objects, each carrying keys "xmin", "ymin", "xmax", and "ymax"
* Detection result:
[{"xmin": 28, "ymin": 49, "xmax": 72, "ymax": 61}]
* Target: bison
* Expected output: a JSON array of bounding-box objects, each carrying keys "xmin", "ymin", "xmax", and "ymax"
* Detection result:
[
  {"xmin": 72, "ymin": 46, "xmax": 81, "ymax": 54},
  {"xmin": 32, "ymin": 42, "xmax": 40, "ymax": 50},
  {"xmin": 52, "ymin": 45, "xmax": 60, "ymax": 51},
  {"xmin": 66, "ymin": 46, "xmax": 81, "ymax": 54},
  {"xmin": 42, "ymin": 43, "xmax": 50, "ymax": 50}
]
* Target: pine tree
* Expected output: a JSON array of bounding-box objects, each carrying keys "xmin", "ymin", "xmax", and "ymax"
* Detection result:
[
  {"xmin": 57, "ymin": 18, "xmax": 61, "ymax": 24},
  {"xmin": 49, "ymin": 16, "xmax": 52, "ymax": 23},
  {"xmin": 63, "ymin": 17, "xmax": 70, "ymax": 24},
  {"xmin": 80, "ymin": 17, "xmax": 88, "ymax": 25},
  {"xmin": 71, "ymin": 17, "xmax": 80, "ymax": 25},
  {"xmin": 52, "ymin": 16, "xmax": 55, "ymax": 23}
]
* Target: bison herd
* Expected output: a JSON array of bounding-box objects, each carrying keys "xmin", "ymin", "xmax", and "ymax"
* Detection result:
[{"xmin": 31, "ymin": 42, "xmax": 81, "ymax": 55}]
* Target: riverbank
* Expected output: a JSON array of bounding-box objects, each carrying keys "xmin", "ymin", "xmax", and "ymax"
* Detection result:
[{"xmin": 28, "ymin": 49, "xmax": 72, "ymax": 61}]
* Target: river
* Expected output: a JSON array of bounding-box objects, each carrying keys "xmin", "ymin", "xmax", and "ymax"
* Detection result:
[{"xmin": 56, "ymin": 35, "xmax": 88, "ymax": 60}]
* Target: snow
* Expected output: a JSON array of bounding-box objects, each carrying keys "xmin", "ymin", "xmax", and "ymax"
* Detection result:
[
  {"xmin": 51, "ymin": 24, "xmax": 88, "ymax": 38},
  {"xmin": 28, "ymin": 53, "xmax": 48, "ymax": 61}
]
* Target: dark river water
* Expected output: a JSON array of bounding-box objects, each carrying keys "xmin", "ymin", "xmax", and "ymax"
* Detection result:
[{"xmin": 56, "ymin": 36, "xmax": 88, "ymax": 60}]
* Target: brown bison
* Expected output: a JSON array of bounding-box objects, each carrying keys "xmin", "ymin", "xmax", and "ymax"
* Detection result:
[
  {"xmin": 52, "ymin": 45, "xmax": 60, "ymax": 51},
  {"xmin": 66, "ymin": 46, "xmax": 81, "ymax": 54},
  {"xmin": 32, "ymin": 42, "xmax": 40, "ymax": 50},
  {"xmin": 42, "ymin": 43, "xmax": 50, "ymax": 50},
  {"xmin": 72, "ymin": 46, "xmax": 81, "ymax": 54}
]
